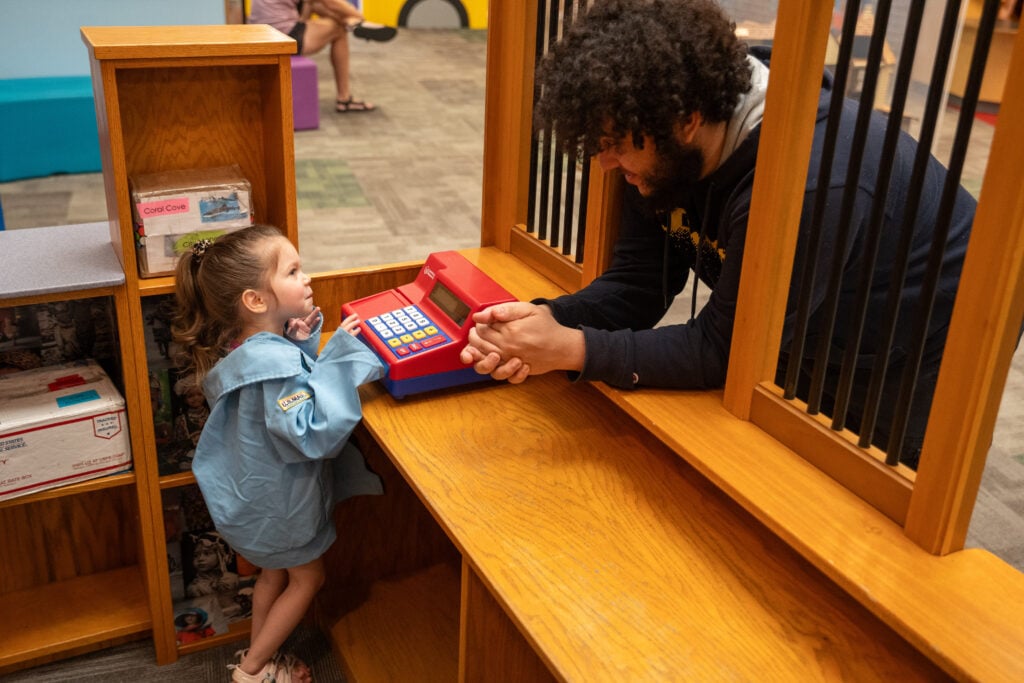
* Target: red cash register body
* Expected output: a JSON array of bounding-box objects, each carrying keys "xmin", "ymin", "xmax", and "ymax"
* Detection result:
[{"xmin": 341, "ymin": 251, "xmax": 517, "ymax": 398}]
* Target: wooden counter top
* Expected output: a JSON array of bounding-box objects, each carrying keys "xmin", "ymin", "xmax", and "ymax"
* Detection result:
[
  {"xmin": 348, "ymin": 251, "xmax": 946, "ymax": 680},
  {"xmin": 358, "ymin": 368, "xmax": 944, "ymax": 680}
]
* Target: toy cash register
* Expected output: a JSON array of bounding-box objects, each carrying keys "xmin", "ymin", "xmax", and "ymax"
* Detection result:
[{"xmin": 341, "ymin": 251, "xmax": 517, "ymax": 398}]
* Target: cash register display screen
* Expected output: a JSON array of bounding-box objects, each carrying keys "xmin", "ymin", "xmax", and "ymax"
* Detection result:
[{"xmin": 428, "ymin": 281, "xmax": 471, "ymax": 327}]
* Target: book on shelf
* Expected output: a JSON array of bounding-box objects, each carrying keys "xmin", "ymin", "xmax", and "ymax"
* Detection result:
[
  {"xmin": 166, "ymin": 485, "xmax": 259, "ymax": 628},
  {"xmin": 142, "ymin": 297, "xmax": 210, "ymax": 476},
  {"xmin": 0, "ymin": 299, "xmax": 119, "ymax": 381}
]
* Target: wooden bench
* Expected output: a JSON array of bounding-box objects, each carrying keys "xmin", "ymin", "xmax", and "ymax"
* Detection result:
[{"xmin": 0, "ymin": 77, "xmax": 100, "ymax": 182}]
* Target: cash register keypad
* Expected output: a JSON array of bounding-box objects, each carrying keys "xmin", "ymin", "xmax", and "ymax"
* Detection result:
[{"xmin": 366, "ymin": 305, "xmax": 451, "ymax": 359}]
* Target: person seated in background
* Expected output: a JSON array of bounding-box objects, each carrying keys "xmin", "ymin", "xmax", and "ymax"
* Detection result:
[{"xmin": 249, "ymin": 0, "xmax": 397, "ymax": 113}]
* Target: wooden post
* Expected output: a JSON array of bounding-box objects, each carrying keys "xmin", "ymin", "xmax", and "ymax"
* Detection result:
[
  {"xmin": 480, "ymin": 0, "xmax": 538, "ymax": 250},
  {"xmin": 905, "ymin": 22, "xmax": 1024, "ymax": 553},
  {"xmin": 722, "ymin": 0, "xmax": 834, "ymax": 419}
]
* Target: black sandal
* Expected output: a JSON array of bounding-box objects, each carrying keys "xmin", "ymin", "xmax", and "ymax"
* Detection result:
[
  {"xmin": 352, "ymin": 21, "xmax": 397, "ymax": 43},
  {"xmin": 336, "ymin": 97, "xmax": 376, "ymax": 113}
]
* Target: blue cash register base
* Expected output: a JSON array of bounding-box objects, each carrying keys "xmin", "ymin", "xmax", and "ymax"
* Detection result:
[
  {"xmin": 367, "ymin": 347, "xmax": 497, "ymax": 399},
  {"xmin": 341, "ymin": 251, "xmax": 517, "ymax": 399}
]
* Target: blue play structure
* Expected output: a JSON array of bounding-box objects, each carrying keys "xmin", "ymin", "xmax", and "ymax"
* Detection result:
[{"xmin": 0, "ymin": 77, "xmax": 101, "ymax": 182}]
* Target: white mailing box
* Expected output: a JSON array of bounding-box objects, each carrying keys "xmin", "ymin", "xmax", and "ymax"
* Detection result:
[{"xmin": 0, "ymin": 360, "xmax": 131, "ymax": 501}]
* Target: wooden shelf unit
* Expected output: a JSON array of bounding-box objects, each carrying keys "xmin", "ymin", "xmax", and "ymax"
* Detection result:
[
  {"xmin": 0, "ymin": 473, "xmax": 136, "ymax": 511},
  {"xmin": 0, "ymin": 26, "xmax": 304, "ymax": 674},
  {"xmin": 79, "ymin": 23, "xmax": 300, "ymax": 665},
  {"xmin": 0, "ymin": 223, "xmax": 152, "ymax": 674},
  {"xmin": 950, "ymin": 1, "xmax": 1019, "ymax": 106}
]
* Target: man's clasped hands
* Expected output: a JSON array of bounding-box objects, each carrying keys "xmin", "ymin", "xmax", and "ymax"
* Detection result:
[{"xmin": 458, "ymin": 302, "xmax": 586, "ymax": 385}]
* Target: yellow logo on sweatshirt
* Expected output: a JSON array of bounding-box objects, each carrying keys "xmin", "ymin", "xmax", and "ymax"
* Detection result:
[{"xmin": 277, "ymin": 390, "xmax": 311, "ymax": 411}]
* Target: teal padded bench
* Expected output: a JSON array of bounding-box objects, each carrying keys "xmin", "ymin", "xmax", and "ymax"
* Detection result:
[{"xmin": 0, "ymin": 77, "xmax": 101, "ymax": 182}]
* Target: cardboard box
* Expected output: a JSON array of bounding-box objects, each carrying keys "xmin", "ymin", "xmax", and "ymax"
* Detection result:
[
  {"xmin": 0, "ymin": 359, "xmax": 131, "ymax": 501},
  {"xmin": 131, "ymin": 165, "xmax": 253, "ymax": 278}
]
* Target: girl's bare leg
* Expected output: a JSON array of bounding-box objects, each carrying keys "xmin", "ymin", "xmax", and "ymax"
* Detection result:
[{"xmin": 238, "ymin": 558, "xmax": 325, "ymax": 682}]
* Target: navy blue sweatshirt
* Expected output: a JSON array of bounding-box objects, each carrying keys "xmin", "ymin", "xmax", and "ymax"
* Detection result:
[{"xmin": 539, "ymin": 53, "xmax": 976, "ymax": 459}]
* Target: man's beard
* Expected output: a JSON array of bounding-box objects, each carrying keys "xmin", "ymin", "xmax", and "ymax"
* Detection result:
[{"xmin": 640, "ymin": 137, "xmax": 705, "ymax": 212}]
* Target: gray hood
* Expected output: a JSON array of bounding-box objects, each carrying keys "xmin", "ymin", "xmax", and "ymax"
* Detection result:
[{"xmin": 718, "ymin": 55, "xmax": 769, "ymax": 168}]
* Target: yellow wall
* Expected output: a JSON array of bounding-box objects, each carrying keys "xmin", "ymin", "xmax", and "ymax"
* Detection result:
[
  {"xmin": 244, "ymin": 1, "xmax": 488, "ymax": 29},
  {"xmin": 364, "ymin": 0, "xmax": 488, "ymax": 29}
]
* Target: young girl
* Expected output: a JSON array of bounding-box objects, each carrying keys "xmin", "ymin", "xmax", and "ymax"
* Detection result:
[{"xmin": 173, "ymin": 224, "xmax": 385, "ymax": 682}]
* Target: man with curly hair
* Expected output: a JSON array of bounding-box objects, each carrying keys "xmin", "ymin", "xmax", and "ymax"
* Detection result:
[{"xmin": 460, "ymin": 0, "xmax": 978, "ymax": 468}]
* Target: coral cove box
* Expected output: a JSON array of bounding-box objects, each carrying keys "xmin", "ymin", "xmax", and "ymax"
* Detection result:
[
  {"xmin": 131, "ymin": 164, "xmax": 253, "ymax": 278},
  {"xmin": 0, "ymin": 360, "xmax": 131, "ymax": 501}
]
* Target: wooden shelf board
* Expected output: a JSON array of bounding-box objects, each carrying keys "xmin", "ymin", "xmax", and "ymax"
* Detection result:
[
  {"xmin": 0, "ymin": 472, "xmax": 136, "ymax": 511},
  {"xmin": 176, "ymin": 618, "xmax": 250, "ymax": 656},
  {"xmin": 159, "ymin": 471, "xmax": 197, "ymax": 490},
  {"xmin": 138, "ymin": 276, "xmax": 177, "ymax": 297},
  {"xmin": 0, "ymin": 565, "xmax": 150, "ymax": 671},
  {"xmin": 81, "ymin": 25, "xmax": 296, "ymax": 61},
  {"xmin": 318, "ymin": 563, "xmax": 460, "ymax": 683}
]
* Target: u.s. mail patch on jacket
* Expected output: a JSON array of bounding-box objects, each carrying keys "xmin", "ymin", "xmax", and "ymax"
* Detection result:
[{"xmin": 277, "ymin": 390, "xmax": 312, "ymax": 411}]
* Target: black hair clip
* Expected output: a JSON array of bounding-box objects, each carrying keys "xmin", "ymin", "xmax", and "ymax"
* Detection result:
[{"xmin": 191, "ymin": 238, "xmax": 214, "ymax": 264}]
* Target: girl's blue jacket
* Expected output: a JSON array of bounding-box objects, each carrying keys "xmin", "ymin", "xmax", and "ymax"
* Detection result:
[{"xmin": 193, "ymin": 323, "xmax": 385, "ymax": 569}]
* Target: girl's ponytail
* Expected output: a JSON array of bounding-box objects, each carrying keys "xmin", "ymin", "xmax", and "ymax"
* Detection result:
[{"xmin": 171, "ymin": 225, "xmax": 283, "ymax": 381}]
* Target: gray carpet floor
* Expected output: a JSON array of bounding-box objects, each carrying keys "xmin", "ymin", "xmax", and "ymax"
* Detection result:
[
  {"xmin": 0, "ymin": 623, "xmax": 340, "ymax": 682},
  {"xmin": 0, "ymin": 22, "xmax": 1021, "ymax": 682}
]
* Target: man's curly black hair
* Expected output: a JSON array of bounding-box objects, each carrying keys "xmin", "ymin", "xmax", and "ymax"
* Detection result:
[{"xmin": 534, "ymin": 0, "xmax": 752, "ymax": 156}]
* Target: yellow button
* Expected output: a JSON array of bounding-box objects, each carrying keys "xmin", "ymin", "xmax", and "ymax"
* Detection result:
[
  {"xmin": 400, "ymin": 334, "xmax": 414, "ymax": 343},
  {"xmin": 412, "ymin": 330, "xmax": 426, "ymax": 339},
  {"xmin": 388, "ymin": 338, "xmax": 402, "ymax": 348},
  {"xmin": 424, "ymin": 326, "xmax": 438, "ymax": 335}
]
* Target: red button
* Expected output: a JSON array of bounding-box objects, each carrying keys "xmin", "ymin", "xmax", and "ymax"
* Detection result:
[
  {"xmin": 395, "ymin": 347, "xmax": 410, "ymax": 356},
  {"xmin": 422, "ymin": 336, "xmax": 447, "ymax": 348}
]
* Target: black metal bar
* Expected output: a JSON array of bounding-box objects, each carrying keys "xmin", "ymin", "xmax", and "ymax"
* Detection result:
[
  {"xmin": 536, "ymin": 0, "xmax": 563, "ymax": 241},
  {"xmin": 831, "ymin": 0, "xmax": 928, "ymax": 434},
  {"xmin": 558, "ymin": 0, "xmax": 580, "ymax": 257},
  {"xmin": 527, "ymin": 143, "xmax": 540, "ymax": 233},
  {"xmin": 551, "ymin": 143, "xmax": 566, "ymax": 248},
  {"xmin": 781, "ymin": 0, "xmax": 863, "ymax": 403},
  {"xmin": 561, "ymin": 151, "xmax": 577, "ymax": 255},
  {"xmin": 810, "ymin": 0, "xmax": 894, "ymax": 428},
  {"xmin": 886, "ymin": 0, "xmax": 1000, "ymax": 464},
  {"xmin": 537, "ymin": 136, "xmax": 554, "ymax": 241},
  {"xmin": 808, "ymin": 0, "xmax": 894, "ymax": 417},
  {"xmin": 859, "ymin": 0, "xmax": 965, "ymax": 452},
  {"xmin": 526, "ymin": 0, "xmax": 549, "ymax": 234},
  {"xmin": 575, "ymin": 157, "xmax": 590, "ymax": 263}
]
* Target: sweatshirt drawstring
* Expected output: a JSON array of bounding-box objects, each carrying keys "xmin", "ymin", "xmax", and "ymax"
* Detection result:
[
  {"xmin": 662, "ymin": 220, "xmax": 671, "ymax": 310},
  {"xmin": 690, "ymin": 184, "xmax": 714, "ymax": 322}
]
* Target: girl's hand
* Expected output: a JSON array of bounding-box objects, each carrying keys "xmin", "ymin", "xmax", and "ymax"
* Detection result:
[
  {"xmin": 286, "ymin": 307, "xmax": 322, "ymax": 340},
  {"xmin": 340, "ymin": 313, "xmax": 362, "ymax": 337}
]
